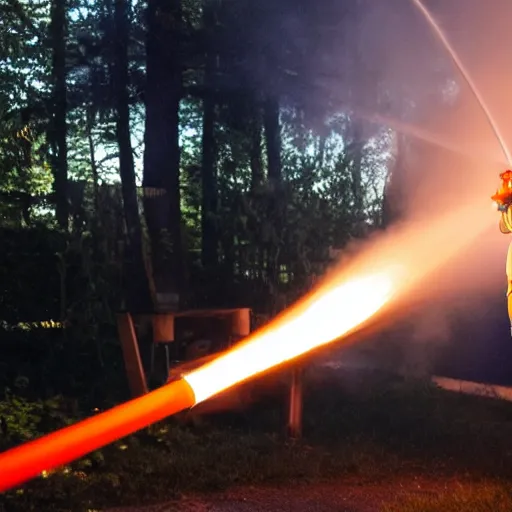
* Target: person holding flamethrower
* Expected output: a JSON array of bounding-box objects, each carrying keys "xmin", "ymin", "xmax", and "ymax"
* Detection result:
[{"xmin": 492, "ymin": 170, "xmax": 512, "ymax": 336}]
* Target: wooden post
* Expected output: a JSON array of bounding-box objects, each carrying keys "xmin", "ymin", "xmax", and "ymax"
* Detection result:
[
  {"xmin": 151, "ymin": 313, "xmax": 175, "ymax": 377},
  {"xmin": 152, "ymin": 313, "xmax": 175, "ymax": 343},
  {"xmin": 287, "ymin": 366, "xmax": 303, "ymax": 439},
  {"xmin": 229, "ymin": 308, "xmax": 251, "ymax": 341},
  {"xmin": 117, "ymin": 312, "xmax": 148, "ymax": 398}
]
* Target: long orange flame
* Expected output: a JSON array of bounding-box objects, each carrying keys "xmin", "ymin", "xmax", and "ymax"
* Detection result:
[{"xmin": 185, "ymin": 272, "xmax": 395, "ymax": 402}]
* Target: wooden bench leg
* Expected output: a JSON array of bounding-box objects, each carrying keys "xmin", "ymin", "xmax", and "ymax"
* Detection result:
[
  {"xmin": 287, "ymin": 366, "xmax": 303, "ymax": 439},
  {"xmin": 229, "ymin": 308, "xmax": 251, "ymax": 345},
  {"xmin": 117, "ymin": 312, "xmax": 148, "ymax": 398},
  {"xmin": 150, "ymin": 343, "xmax": 155, "ymax": 375}
]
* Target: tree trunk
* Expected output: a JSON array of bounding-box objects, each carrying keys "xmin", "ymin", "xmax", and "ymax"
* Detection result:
[
  {"xmin": 263, "ymin": 95, "xmax": 281, "ymax": 187},
  {"xmin": 201, "ymin": 1, "xmax": 218, "ymax": 270},
  {"xmin": 143, "ymin": 0, "xmax": 183, "ymax": 308},
  {"xmin": 49, "ymin": 0, "xmax": 68, "ymax": 229},
  {"xmin": 249, "ymin": 99, "xmax": 263, "ymax": 191},
  {"xmin": 113, "ymin": 0, "xmax": 152, "ymax": 311},
  {"xmin": 262, "ymin": 95, "xmax": 282, "ymax": 288},
  {"xmin": 348, "ymin": 121, "xmax": 365, "ymax": 223},
  {"xmin": 201, "ymin": 97, "xmax": 217, "ymax": 270},
  {"xmin": 317, "ymin": 132, "xmax": 327, "ymax": 172},
  {"xmin": 382, "ymin": 134, "xmax": 407, "ymax": 227},
  {"xmin": 85, "ymin": 108, "xmax": 99, "ymax": 214}
]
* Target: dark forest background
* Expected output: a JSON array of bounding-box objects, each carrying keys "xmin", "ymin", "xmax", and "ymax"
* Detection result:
[{"xmin": 1, "ymin": 0, "xmax": 511, "ymax": 411}]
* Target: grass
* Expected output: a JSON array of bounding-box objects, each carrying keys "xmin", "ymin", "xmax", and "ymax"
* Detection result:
[
  {"xmin": 2, "ymin": 368, "xmax": 512, "ymax": 511},
  {"xmin": 385, "ymin": 483, "xmax": 512, "ymax": 511}
]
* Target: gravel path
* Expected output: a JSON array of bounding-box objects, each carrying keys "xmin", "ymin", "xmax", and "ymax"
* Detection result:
[{"xmin": 108, "ymin": 475, "xmax": 460, "ymax": 512}]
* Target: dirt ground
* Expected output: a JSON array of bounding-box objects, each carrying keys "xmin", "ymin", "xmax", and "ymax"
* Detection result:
[{"xmin": 108, "ymin": 475, "xmax": 464, "ymax": 512}]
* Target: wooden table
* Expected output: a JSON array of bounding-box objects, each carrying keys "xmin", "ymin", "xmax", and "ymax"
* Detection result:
[{"xmin": 116, "ymin": 308, "xmax": 251, "ymax": 398}]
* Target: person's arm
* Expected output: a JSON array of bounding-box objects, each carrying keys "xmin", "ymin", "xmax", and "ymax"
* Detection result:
[
  {"xmin": 500, "ymin": 215, "xmax": 511, "ymax": 234},
  {"xmin": 506, "ymin": 242, "xmax": 512, "ymax": 338},
  {"xmin": 500, "ymin": 205, "xmax": 512, "ymax": 234}
]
